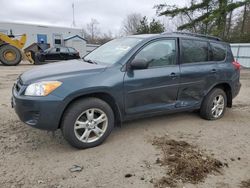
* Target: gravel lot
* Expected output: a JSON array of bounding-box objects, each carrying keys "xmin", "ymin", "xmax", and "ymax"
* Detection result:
[{"xmin": 0, "ymin": 62, "xmax": 250, "ymax": 188}]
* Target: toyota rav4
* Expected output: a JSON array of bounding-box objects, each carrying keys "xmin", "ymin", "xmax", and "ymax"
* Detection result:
[{"xmin": 12, "ymin": 32, "xmax": 241, "ymax": 149}]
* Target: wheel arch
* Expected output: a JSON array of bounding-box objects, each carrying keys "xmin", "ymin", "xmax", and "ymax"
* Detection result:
[
  {"xmin": 207, "ymin": 82, "xmax": 232, "ymax": 108},
  {"xmin": 58, "ymin": 92, "xmax": 122, "ymax": 129}
]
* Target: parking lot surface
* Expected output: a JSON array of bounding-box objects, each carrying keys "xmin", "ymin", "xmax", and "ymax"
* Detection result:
[{"xmin": 0, "ymin": 62, "xmax": 250, "ymax": 188}]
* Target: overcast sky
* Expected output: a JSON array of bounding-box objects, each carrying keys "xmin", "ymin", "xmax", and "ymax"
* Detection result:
[{"xmin": 0, "ymin": 0, "xmax": 186, "ymax": 35}]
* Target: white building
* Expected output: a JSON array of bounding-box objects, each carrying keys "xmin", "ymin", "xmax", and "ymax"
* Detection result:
[
  {"xmin": 64, "ymin": 35, "xmax": 87, "ymax": 57},
  {"xmin": 231, "ymin": 43, "xmax": 250, "ymax": 68},
  {"xmin": 0, "ymin": 22, "xmax": 87, "ymax": 55}
]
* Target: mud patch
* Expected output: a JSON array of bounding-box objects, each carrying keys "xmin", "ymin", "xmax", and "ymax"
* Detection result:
[
  {"xmin": 241, "ymin": 179, "xmax": 250, "ymax": 188},
  {"xmin": 152, "ymin": 137, "xmax": 224, "ymax": 187}
]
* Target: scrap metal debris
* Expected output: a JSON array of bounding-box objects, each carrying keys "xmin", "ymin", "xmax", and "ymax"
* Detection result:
[{"xmin": 69, "ymin": 165, "xmax": 83, "ymax": 172}]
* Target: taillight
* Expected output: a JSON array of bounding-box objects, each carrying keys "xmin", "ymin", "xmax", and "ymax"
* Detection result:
[{"xmin": 232, "ymin": 61, "xmax": 241, "ymax": 70}]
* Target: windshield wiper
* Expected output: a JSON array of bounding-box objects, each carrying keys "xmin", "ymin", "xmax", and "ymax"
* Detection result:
[{"xmin": 83, "ymin": 58, "xmax": 98, "ymax": 64}]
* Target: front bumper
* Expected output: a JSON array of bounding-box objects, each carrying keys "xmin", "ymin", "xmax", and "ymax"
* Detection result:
[{"xmin": 12, "ymin": 83, "xmax": 64, "ymax": 131}]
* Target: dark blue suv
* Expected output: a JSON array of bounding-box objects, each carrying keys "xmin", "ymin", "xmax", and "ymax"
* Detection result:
[{"xmin": 12, "ymin": 32, "xmax": 241, "ymax": 149}]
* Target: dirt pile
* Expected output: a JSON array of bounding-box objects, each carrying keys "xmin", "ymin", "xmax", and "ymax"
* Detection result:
[
  {"xmin": 241, "ymin": 179, "xmax": 250, "ymax": 188},
  {"xmin": 152, "ymin": 137, "xmax": 224, "ymax": 187}
]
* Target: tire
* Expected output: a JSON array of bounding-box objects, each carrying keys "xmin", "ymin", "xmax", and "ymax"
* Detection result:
[
  {"xmin": 61, "ymin": 98, "xmax": 114, "ymax": 149},
  {"xmin": 0, "ymin": 45, "xmax": 22, "ymax": 66},
  {"xmin": 37, "ymin": 54, "xmax": 45, "ymax": 62},
  {"xmin": 33, "ymin": 57, "xmax": 40, "ymax": 65},
  {"xmin": 200, "ymin": 88, "xmax": 227, "ymax": 120}
]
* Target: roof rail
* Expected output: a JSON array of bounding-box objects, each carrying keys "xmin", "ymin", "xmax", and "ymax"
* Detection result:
[{"xmin": 162, "ymin": 31, "xmax": 222, "ymax": 41}]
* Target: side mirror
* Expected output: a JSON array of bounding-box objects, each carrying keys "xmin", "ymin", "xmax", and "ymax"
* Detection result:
[{"xmin": 130, "ymin": 58, "xmax": 149, "ymax": 70}]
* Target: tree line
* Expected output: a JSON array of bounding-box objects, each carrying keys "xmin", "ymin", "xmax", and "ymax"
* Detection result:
[
  {"xmin": 81, "ymin": 15, "xmax": 165, "ymax": 44},
  {"xmin": 155, "ymin": 0, "xmax": 250, "ymax": 42},
  {"xmin": 82, "ymin": 0, "xmax": 250, "ymax": 44}
]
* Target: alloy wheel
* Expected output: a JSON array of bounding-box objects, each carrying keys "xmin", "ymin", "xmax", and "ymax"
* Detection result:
[
  {"xmin": 74, "ymin": 108, "xmax": 108, "ymax": 143},
  {"xmin": 211, "ymin": 94, "xmax": 225, "ymax": 118}
]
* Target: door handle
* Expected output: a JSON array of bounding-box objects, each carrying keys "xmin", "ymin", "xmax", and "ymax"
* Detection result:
[
  {"xmin": 170, "ymin": 72, "xmax": 178, "ymax": 79},
  {"xmin": 211, "ymin": 69, "xmax": 217, "ymax": 73}
]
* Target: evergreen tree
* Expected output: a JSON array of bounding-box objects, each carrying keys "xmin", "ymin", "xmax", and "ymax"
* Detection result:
[
  {"xmin": 150, "ymin": 19, "xmax": 165, "ymax": 33},
  {"xmin": 136, "ymin": 16, "xmax": 165, "ymax": 34},
  {"xmin": 136, "ymin": 17, "xmax": 150, "ymax": 34},
  {"xmin": 155, "ymin": 0, "xmax": 250, "ymax": 38}
]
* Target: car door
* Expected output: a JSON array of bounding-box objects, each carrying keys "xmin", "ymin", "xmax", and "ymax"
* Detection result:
[
  {"xmin": 123, "ymin": 38, "xmax": 180, "ymax": 115},
  {"xmin": 177, "ymin": 38, "xmax": 219, "ymax": 108},
  {"xmin": 45, "ymin": 48, "xmax": 55, "ymax": 60},
  {"xmin": 60, "ymin": 47, "xmax": 70, "ymax": 60},
  {"xmin": 46, "ymin": 47, "xmax": 60, "ymax": 60}
]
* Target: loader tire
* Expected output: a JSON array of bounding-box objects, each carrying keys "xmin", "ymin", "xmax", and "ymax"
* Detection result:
[{"xmin": 0, "ymin": 45, "xmax": 22, "ymax": 66}]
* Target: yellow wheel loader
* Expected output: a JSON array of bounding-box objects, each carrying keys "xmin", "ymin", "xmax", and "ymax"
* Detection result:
[{"xmin": 0, "ymin": 32, "xmax": 34, "ymax": 66}]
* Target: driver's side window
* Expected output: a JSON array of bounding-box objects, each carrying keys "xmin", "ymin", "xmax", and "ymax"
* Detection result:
[{"xmin": 134, "ymin": 39, "xmax": 176, "ymax": 68}]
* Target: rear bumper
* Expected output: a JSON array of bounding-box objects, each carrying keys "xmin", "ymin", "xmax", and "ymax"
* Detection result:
[
  {"xmin": 232, "ymin": 82, "xmax": 241, "ymax": 99},
  {"xmin": 12, "ymin": 86, "xmax": 64, "ymax": 131}
]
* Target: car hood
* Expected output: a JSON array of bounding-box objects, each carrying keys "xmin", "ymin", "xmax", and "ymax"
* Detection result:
[{"xmin": 20, "ymin": 60, "xmax": 106, "ymax": 84}]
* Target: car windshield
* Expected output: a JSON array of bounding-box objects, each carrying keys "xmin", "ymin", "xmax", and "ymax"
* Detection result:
[
  {"xmin": 83, "ymin": 37, "xmax": 143, "ymax": 65},
  {"xmin": 44, "ymin": 48, "xmax": 52, "ymax": 52}
]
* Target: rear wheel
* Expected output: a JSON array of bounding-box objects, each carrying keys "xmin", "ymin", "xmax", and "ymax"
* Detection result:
[
  {"xmin": 0, "ymin": 45, "xmax": 22, "ymax": 66},
  {"xmin": 61, "ymin": 98, "xmax": 114, "ymax": 149},
  {"xmin": 200, "ymin": 88, "xmax": 227, "ymax": 120}
]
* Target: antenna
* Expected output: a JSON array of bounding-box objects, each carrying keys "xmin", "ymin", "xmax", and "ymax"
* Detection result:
[{"xmin": 72, "ymin": 2, "xmax": 76, "ymax": 27}]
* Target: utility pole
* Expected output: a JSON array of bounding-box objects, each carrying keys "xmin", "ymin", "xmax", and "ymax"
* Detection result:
[{"xmin": 72, "ymin": 2, "xmax": 76, "ymax": 27}]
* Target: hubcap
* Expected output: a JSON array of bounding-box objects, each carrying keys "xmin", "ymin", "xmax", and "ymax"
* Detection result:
[
  {"xmin": 211, "ymin": 95, "xmax": 225, "ymax": 118},
  {"xmin": 74, "ymin": 108, "xmax": 108, "ymax": 143},
  {"xmin": 4, "ymin": 50, "xmax": 16, "ymax": 61}
]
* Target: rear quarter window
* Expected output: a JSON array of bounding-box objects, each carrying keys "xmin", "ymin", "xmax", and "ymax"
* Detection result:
[
  {"xmin": 210, "ymin": 42, "xmax": 226, "ymax": 61},
  {"xmin": 181, "ymin": 39, "xmax": 209, "ymax": 63}
]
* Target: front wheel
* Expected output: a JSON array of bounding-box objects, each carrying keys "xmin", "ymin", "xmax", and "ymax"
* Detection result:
[
  {"xmin": 200, "ymin": 88, "xmax": 227, "ymax": 120},
  {"xmin": 61, "ymin": 98, "xmax": 114, "ymax": 149},
  {"xmin": 0, "ymin": 45, "xmax": 22, "ymax": 66}
]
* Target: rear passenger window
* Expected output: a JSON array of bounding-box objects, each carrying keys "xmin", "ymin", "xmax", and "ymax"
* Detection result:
[
  {"xmin": 210, "ymin": 42, "xmax": 226, "ymax": 61},
  {"xmin": 181, "ymin": 40, "xmax": 209, "ymax": 63}
]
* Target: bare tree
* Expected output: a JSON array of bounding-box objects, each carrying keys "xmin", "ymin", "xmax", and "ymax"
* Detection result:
[
  {"xmin": 84, "ymin": 18, "xmax": 100, "ymax": 43},
  {"xmin": 241, "ymin": 3, "xmax": 248, "ymax": 34},
  {"xmin": 122, "ymin": 13, "xmax": 142, "ymax": 35},
  {"xmin": 98, "ymin": 31, "xmax": 113, "ymax": 44}
]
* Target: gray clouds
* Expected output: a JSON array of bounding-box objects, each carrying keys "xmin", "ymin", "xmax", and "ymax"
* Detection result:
[{"xmin": 0, "ymin": 0, "xmax": 185, "ymax": 34}]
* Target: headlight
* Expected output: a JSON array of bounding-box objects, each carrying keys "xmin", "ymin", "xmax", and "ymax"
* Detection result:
[{"xmin": 24, "ymin": 81, "xmax": 62, "ymax": 96}]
